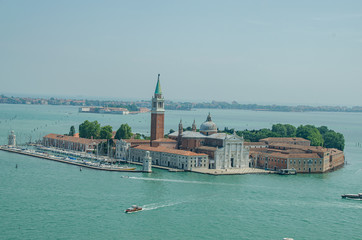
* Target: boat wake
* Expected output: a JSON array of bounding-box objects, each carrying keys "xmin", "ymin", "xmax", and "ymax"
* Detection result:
[
  {"xmin": 127, "ymin": 176, "xmax": 237, "ymax": 186},
  {"xmin": 345, "ymin": 198, "xmax": 362, "ymax": 201},
  {"xmin": 142, "ymin": 201, "xmax": 184, "ymax": 211}
]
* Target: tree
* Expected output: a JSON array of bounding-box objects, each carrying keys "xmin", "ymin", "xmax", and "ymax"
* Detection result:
[
  {"xmin": 272, "ymin": 124, "xmax": 287, "ymax": 137},
  {"xmin": 296, "ymin": 125, "xmax": 324, "ymax": 146},
  {"xmin": 79, "ymin": 120, "xmax": 101, "ymax": 139},
  {"xmin": 185, "ymin": 126, "xmax": 192, "ymax": 131},
  {"xmin": 100, "ymin": 125, "xmax": 113, "ymax": 139},
  {"xmin": 69, "ymin": 126, "xmax": 75, "ymax": 136},
  {"xmin": 256, "ymin": 128, "xmax": 277, "ymax": 140},
  {"xmin": 169, "ymin": 129, "xmax": 175, "ymax": 134},
  {"xmin": 133, "ymin": 133, "xmax": 141, "ymax": 139},
  {"xmin": 115, "ymin": 124, "xmax": 132, "ymax": 140},
  {"xmin": 323, "ymin": 130, "xmax": 345, "ymax": 151},
  {"xmin": 236, "ymin": 128, "xmax": 276, "ymax": 142},
  {"xmin": 317, "ymin": 126, "xmax": 329, "ymax": 135},
  {"xmin": 284, "ymin": 124, "xmax": 297, "ymax": 137},
  {"xmin": 79, "ymin": 120, "xmax": 90, "ymax": 138}
]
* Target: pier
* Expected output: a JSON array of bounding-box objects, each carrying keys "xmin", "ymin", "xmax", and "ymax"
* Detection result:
[
  {"xmin": 0, "ymin": 146, "xmax": 142, "ymax": 172},
  {"xmin": 0, "ymin": 145, "xmax": 186, "ymax": 173}
]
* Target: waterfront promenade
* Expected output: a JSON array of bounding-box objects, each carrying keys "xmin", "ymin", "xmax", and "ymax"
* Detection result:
[
  {"xmin": 191, "ymin": 168, "xmax": 274, "ymax": 175},
  {"xmin": 1, "ymin": 145, "xmax": 273, "ymax": 175},
  {"xmin": 0, "ymin": 146, "xmax": 140, "ymax": 172}
]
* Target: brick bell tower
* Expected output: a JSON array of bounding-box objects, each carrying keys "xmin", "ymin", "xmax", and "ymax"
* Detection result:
[{"xmin": 150, "ymin": 74, "xmax": 165, "ymax": 146}]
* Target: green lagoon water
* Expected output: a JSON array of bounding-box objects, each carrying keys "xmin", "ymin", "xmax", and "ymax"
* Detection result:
[{"xmin": 1, "ymin": 104, "xmax": 362, "ymax": 240}]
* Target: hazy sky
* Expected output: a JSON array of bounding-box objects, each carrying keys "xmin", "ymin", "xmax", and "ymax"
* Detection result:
[{"xmin": 1, "ymin": 0, "xmax": 362, "ymax": 105}]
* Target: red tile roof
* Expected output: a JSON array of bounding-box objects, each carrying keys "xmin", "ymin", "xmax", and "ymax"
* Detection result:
[
  {"xmin": 269, "ymin": 143, "xmax": 328, "ymax": 153},
  {"xmin": 124, "ymin": 139, "xmax": 151, "ymax": 144},
  {"xmin": 260, "ymin": 137, "xmax": 310, "ymax": 142},
  {"xmin": 244, "ymin": 142, "xmax": 267, "ymax": 146},
  {"xmin": 133, "ymin": 145, "xmax": 207, "ymax": 156},
  {"xmin": 43, "ymin": 134, "xmax": 105, "ymax": 145},
  {"xmin": 152, "ymin": 138, "xmax": 177, "ymax": 143}
]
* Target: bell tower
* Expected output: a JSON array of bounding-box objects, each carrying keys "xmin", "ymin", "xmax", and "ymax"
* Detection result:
[
  {"xmin": 177, "ymin": 119, "xmax": 183, "ymax": 149},
  {"xmin": 150, "ymin": 74, "xmax": 165, "ymax": 145}
]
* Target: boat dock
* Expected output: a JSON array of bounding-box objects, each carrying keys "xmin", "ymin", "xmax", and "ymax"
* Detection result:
[{"xmin": 0, "ymin": 146, "xmax": 143, "ymax": 172}]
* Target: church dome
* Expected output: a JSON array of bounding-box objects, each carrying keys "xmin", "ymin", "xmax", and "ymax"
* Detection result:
[{"xmin": 200, "ymin": 113, "xmax": 217, "ymax": 135}]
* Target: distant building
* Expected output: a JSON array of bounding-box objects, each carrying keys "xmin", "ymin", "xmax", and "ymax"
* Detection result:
[
  {"xmin": 43, "ymin": 134, "xmax": 105, "ymax": 153},
  {"xmin": 99, "ymin": 107, "xmax": 129, "ymax": 115},
  {"xmin": 130, "ymin": 145, "xmax": 209, "ymax": 171},
  {"xmin": 249, "ymin": 143, "xmax": 344, "ymax": 173},
  {"xmin": 79, "ymin": 107, "xmax": 129, "ymax": 115}
]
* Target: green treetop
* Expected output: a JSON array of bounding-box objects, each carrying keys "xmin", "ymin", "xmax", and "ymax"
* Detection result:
[
  {"xmin": 115, "ymin": 124, "xmax": 132, "ymax": 140},
  {"xmin": 100, "ymin": 125, "xmax": 113, "ymax": 139},
  {"xmin": 79, "ymin": 120, "xmax": 101, "ymax": 139},
  {"xmin": 69, "ymin": 126, "xmax": 75, "ymax": 136},
  {"xmin": 296, "ymin": 125, "xmax": 324, "ymax": 146}
]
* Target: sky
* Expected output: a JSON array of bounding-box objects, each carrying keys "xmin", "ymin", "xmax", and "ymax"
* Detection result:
[{"xmin": 1, "ymin": 0, "xmax": 362, "ymax": 106}]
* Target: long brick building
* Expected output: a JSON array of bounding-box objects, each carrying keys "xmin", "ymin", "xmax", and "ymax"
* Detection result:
[
  {"xmin": 43, "ymin": 133, "xmax": 105, "ymax": 153},
  {"xmin": 249, "ymin": 140, "xmax": 344, "ymax": 173}
]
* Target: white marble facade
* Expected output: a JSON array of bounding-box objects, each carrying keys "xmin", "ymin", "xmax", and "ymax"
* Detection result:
[{"xmin": 213, "ymin": 134, "xmax": 249, "ymax": 169}]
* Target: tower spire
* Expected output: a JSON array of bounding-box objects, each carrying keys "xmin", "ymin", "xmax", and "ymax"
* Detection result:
[
  {"xmin": 192, "ymin": 119, "xmax": 197, "ymax": 132},
  {"xmin": 151, "ymin": 74, "xmax": 165, "ymax": 145},
  {"xmin": 154, "ymin": 74, "xmax": 162, "ymax": 96}
]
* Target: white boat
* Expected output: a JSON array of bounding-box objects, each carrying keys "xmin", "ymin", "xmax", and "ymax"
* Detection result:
[{"xmin": 125, "ymin": 205, "xmax": 142, "ymax": 213}]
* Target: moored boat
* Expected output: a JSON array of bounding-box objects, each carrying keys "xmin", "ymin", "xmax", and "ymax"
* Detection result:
[
  {"xmin": 278, "ymin": 169, "xmax": 297, "ymax": 175},
  {"xmin": 341, "ymin": 193, "xmax": 362, "ymax": 199},
  {"xmin": 125, "ymin": 205, "xmax": 142, "ymax": 213}
]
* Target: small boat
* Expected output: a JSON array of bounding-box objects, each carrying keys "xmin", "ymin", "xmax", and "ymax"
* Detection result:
[
  {"xmin": 278, "ymin": 169, "xmax": 297, "ymax": 175},
  {"xmin": 125, "ymin": 205, "xmax": 142, "ymax": 213},
  {"xmin": 341, "ymin": 193, "xmax": 362, "ymax": 199}
]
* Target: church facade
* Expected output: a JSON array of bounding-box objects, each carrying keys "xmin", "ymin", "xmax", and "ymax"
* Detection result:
[
  {"xmin": 115, "ymin": 75, "xmax": 250, "ymax": 171},
  {"xmin": 169, "ymin": 114, "xmax": 249, "ymax": 169}
]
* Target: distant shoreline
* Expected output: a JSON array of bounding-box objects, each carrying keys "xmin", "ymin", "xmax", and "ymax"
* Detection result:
[{"xmin": 1, "ymin": 94, "xmax": 362, "ymax": 113}]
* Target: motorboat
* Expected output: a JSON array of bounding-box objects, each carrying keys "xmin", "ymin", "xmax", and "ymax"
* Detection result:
[
  {"xmin": 278, "ymin": 169, "xmax": 297, "ymax": 175},
  {"xmin": 341, "ymin": 193, "xmax": 362, "ymax": 199},
  {"xmin": 125, "ymin": 205, "xmax": 142, "ymax": 213}
]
